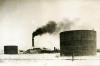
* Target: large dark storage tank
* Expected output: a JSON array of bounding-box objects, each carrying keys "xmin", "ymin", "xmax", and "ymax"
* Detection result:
[
  {"xmin": 60, "ymin": 30, "xmax": 96, "ymax": 56},
  {"xmin": 4, "ymin": 46, "xmax": 18, "ymax": 54}
]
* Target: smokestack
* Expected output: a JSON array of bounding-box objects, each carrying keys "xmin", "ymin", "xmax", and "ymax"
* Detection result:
[
  {"xmin": 32, "ymin": 38, "xmax": 34, "ymax": 47},
  {"xmin": 32, "ymin": 19, "xmax": 74, "ymax": 47},
  {"xmin": 32, "ymin": 21, "xmax": 57, "ymax": 47}
]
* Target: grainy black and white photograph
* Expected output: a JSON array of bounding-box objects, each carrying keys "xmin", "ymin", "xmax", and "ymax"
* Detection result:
[{"xmin": 0, "ymin": 0, "xmax": 100, "ymax": 66}]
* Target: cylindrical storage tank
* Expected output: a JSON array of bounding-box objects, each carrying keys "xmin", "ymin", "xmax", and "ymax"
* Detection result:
[
  {"xmin": 4, "ymin": 45, "xmax": 18, "ymax": 54},
  {"xmin": 60, "ymin": 30, "xmax": 96, "ymax": 56}
]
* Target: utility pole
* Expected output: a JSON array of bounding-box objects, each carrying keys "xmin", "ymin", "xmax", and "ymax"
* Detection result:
[{"xmin": 72, "ymin": 50, "xmax": 74, "ymax": 61}]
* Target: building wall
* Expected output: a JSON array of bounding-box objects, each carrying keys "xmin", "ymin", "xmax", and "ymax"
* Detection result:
[
  {"xmin": 60, "ymin": 30, "xmax": 96, "ymax": 56},
  {"xmin": 4, "ymin": 46, "xmax": 18, "ymax": 54}
]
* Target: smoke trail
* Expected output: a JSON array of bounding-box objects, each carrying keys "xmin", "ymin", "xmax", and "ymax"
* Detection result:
[
  {"xmin": 32, "ymin": 21, "xmax": 57, "ymax": 38},
  {"xmin": 54, "ymin": 19, "xmax": 73, "ymax": 34},
  {"xmin": 32, "ymin": 18, "xmax": 94, "ymax": 42},
  {"xmin": 32, "ymin": 19, "xmax": 74, "ymax": 38}
]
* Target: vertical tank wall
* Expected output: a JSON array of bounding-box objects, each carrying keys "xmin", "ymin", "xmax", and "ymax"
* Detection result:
[{"xmin": 60, "ymin": 30, "xmax": 96, "ymax": 56}]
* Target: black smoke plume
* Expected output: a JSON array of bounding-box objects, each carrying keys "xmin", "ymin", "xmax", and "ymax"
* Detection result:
[{"xmin": 32, "ymin": 21, "xmax": 57, "ymax": 38}]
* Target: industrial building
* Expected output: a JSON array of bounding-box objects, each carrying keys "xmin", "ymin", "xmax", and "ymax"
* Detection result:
[
  {"xmin": 4, "ymin": 45, "xmax": 18, "ymax": 54},
  {"xmin": 60, "ymin": 30, "xmax": 96, "ymax": 56}
]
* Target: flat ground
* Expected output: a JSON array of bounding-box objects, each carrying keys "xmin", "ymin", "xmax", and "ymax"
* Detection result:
[{"xmin": 0, "ymin": 53, "xmax": 100, "ymax": 66}]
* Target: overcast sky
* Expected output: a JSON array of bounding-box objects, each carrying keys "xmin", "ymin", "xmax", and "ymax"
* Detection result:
[{"xmin": 0, "ymin": 0, "xmax": 100, "ymax": 50}]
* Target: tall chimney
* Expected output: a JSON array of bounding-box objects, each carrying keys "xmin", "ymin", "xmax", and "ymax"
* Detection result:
[{"xmin": 32, "ymin": 38, "xmax": 34, "ymax": 47}]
